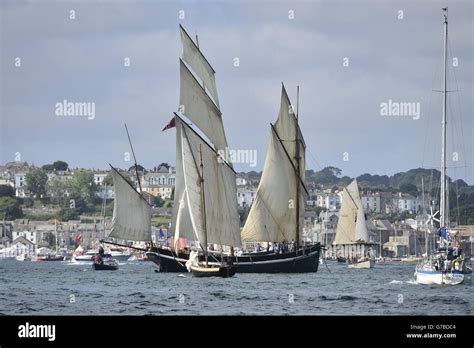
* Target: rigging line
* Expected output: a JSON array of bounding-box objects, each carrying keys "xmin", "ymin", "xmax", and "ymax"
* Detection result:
[{"xmin": 306, "ymin": 147, "xmax": 324, "ymax": 171}]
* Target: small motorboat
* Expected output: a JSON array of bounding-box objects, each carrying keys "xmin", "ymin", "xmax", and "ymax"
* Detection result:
[
  {"xmin": 337, "ymin": 256, "xmax": 347, "ymax": 263},
  {"xmin": 92, "ymin": 255, "xmax": 119, "ymax": 271}
]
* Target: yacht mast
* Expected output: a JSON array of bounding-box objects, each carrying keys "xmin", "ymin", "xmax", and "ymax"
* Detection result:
[
  {"xmin": 439, "ymin": 8, "xmax": 448, "ymax": 230},
  {"xmin": 295, "ymin": 86, "xmax": 301, "ymax": 253}
]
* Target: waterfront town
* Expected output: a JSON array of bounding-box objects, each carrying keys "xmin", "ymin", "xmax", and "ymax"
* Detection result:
[{"xmin": 0, "ymin": 160, "xmax": 473, "ymax": 260}]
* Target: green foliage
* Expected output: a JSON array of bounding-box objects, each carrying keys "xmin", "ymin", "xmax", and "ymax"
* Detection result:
[
  {"xmin": 0, "ymin": 197, "xmax": 23, "ymax": 220},
  {"xmin": 47, "ymin": 177, "xmax": 71, "ymax": 198},
  {"xmin": 20, "ymin": 197, "xmax": 35, "ymax": 208},
  {"xmin": 25, "ymin": 169, "xmax": 48, "ymax": 198},
  {"xmin": 311, "ymin": 166, "xmax": 342, "ymax": 185},
  {"xmin": 103, "ymin": 173, "xmax": 113, "ymax": 186},
  {"xmin": 454, "ymin": 204, "xmax": 474, "ymax": 225},
  {"xmin": 154, "ymin": 195, "xmax": 164, "ymax": 207},
  {"xmin": 42, "ymin": 161, "xmax": 68, "ymax": 172},
  {"xmin": 128, "ymin": 165, "xmax": 145, "ymax": 172},
  {"xmin": 399, "ymin": 183, "xmax": 418, "ymax": 194},
  {"xmin": 66, "ymin": 172, "xmax": 98, "ymax": 215},
  {"xmin": 0, "ymin": 185, "xmax": 15, "ymax": 197},
  {"xmin": 58, "ymin": 207, "xmax": 78, "ymax": 221}
]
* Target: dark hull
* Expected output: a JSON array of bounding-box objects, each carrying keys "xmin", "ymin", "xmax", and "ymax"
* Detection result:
[
  {"xmin": 147, "ymin": 243, "xmax": 321, "ymax": 274},
  {"xmin": 191, "ymin": 265, "xmax": 236, "ymax": 278},
  {"xmin": 146, "ymin": 248, "xmax": 189, "ymax": 273},
  {"xmin": 92, "ymin": 263, "xmax": 119, "ymax": 271},
  {"xmin": 337, "ymin": 256, "xmax": 347, "ymax": 263},
  {"xmin": 233, "ymin": 244, "xmax": 321, "ymax": 273}
]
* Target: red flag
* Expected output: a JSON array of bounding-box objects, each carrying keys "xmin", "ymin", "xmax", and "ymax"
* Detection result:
[{"xmin": 162, "ymin": 117, "xmax": 176, "ymax": 131}]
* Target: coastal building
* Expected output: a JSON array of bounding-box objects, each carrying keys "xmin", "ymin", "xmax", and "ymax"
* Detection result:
[
  {"xmin": 393, "ymin": 193, "xmax": 421, "ymax": 214},
  {"xmin": 14, "ymin": 172, "xmax": 27, "ymax": 197},
  {"xmin": 237, "ymin": 186, "xmax": 257, "ymax": 208},
  {"xmin": 93, "ymin": 171, "xmax": 108, "ymax": 186},
  {"xmin": 316, "ymin": 192, "xmax": 341, "ymax": 211},
  {"xmin": 141, "ymin": 166, "xmax": 176, "ymax": 199},
  {"xmin": 236, "ymin": 173, "xmax": 248, "ymax": 186},
  {"xmin": 361, "ymin": 192, "xmax": 381, "ymax": 213},
  {"xmin": 12, "ymin": 230, "xmax": 38, "ymax": 245}
]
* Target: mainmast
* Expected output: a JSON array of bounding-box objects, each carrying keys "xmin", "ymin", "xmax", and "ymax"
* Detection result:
[
  {"xmin": 295, "ymin": 86, "xmax": 301, "ymax": 252},
  {"xmin": 198, "ymin": 143, "xmax": 208, "ymax": 266},
  {"xmin": 440, "ymin": 8, "xmax": 448, "ymax": 230}
]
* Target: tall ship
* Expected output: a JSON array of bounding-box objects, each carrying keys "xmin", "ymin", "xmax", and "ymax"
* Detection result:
[
  {"xmin": 146, "ymin": 24, "xmax": 242, "ymax": 274},
  {"xmin": 333, "ymin": 179, "xmax": 374, "ymax": 269},
  {"xmin": 146, "ymin": 25, "xmax": 320, "ymax": 273},
  {"xmin": 414, "ymin": 8, "xmax": 472, "ymax": 285}
]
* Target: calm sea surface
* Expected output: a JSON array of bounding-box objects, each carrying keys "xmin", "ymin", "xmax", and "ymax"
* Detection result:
[{"xmin": 0, "ymin": 259, "xmax": 471, "ymax": 315}]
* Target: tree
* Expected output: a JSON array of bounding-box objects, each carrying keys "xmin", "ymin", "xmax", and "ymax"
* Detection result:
[
  {"xmin": 69, "ymin": 172, "xmax": 98, "ymax": 212},
  {"xmin": 25, "ymin": 169, "xmax": 48, "ymax": 198},
  {"xmin": 58, "ymin": 207, "xmax": 78, "ymax": 221},
  {"xmin": 399, "ymin": 183, "xmax": 418, "ymax": 195},
  {"xmin": 52, "ymin": 161, "xmax": 68, "ymax": 171},
  {"xmin": 128, "ymin": 165, "xmax": 145, "ymax": 172},
  {"xmin": 0, "ymin": 197, "xmax": 23, "ymax": 220},
  {"xmin": 103, "ymin": 173, "xmax": 113, "ymax": 186},
  {"xmin": 42, "ymin": 161, "xmax": 68, "ymax": 172},
  {"xmin": 154, "ymin": 195, "xmax": 164, "ymax": 207},
  {"xmin": 47, "ymin": 177, "xmax": 71, "ymax": 198},
  {"xmin": 0, "ymin": 185, "xmax": 15, "ymax": 197}
]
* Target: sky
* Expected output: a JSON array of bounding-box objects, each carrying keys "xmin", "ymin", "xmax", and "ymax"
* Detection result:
[{"xmin": 1, "ymin": 0, "xmax": 473, "ymax": 183}]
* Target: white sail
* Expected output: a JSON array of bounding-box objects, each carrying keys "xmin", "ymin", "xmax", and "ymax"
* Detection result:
[
  {"xmin": 354, "ymin": 203, "xmax": 370, "ymax": 243},
  {"xmin": 171, "ymin": 123, "xmax": 196, "ymax": 242},
  {"xmin": 241, "ymin": 85, "xmax": 306, "ymax": 242},
  {"xmin": 178, "ymin": 117, "xmax": 241, "ymax": 248},
  {"xmin": 241, "ymin": 129, "xmax": 305, "ymax": 242},
  {"xmin": 180, "ymin": 25, "xmax": 220, "ymax": 108},
  {"xmin": 333, "ymin": 179, "xmax": 369, "ymax": 245},
  {"xmin": 109, "ymin": 167, "xmax": 152, "ymax": 241},
  {"xmin": 179, "ymin": 60, "xmax": 229, "ymax": 153},
  {"xmin": 274, "ymin": 85, "xmax": 306, "ymax": 182}
]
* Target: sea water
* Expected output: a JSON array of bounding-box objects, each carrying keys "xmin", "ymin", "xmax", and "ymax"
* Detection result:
[{"xmin": 0, "ymin": 259, "xmax": 471, "ymax": 315}]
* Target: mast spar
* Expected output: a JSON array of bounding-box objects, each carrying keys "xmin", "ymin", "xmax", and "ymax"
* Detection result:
[
  {"xmin": 295, "ymin": 86, "xmax": 301, "ymax": 253},
  {"xmin": 440, "ymin": 8, "xmax": 448, "ymax": 232}
]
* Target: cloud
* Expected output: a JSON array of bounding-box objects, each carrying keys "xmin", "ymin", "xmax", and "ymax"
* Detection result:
[{"xmin": 1, "ymin": 0, "xmax": 472, "ymax": 183}]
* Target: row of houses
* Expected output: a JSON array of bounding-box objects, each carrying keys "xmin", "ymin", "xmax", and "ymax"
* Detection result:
[{"xmin": 0, "ymin": 162, "xmax": 423, "ymax": 214}]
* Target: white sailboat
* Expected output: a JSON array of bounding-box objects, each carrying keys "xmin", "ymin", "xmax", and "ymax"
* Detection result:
[
  {"xmin": 414, "ymin": 8, "xmax": 472, "ymax": 285},
  {"xmin": 333, "ymin": 179, "xmax": 374, "ymax": 269}
]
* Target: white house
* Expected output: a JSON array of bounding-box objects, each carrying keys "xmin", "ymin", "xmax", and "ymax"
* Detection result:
[
  {"xmin": 237, "ymin": 187, "xmax": 257, "ymax": 208},
  {"xmin": 361, "ymin": 193, "xmax": 381, "ymax": 213},
  {"xmin": 12, "ymin": 230, "xmax": 38, "ymax": 245},
  {"xmin": 14, "ymin": 172, "xmax": 27, "ymax": 197},
  {"xmin": 316, "ymin": 193, "xmax": 341, "ymax": 211},
  {"xmin": 394, "ymin": 194, "xmax": 420, "ymax": 213}
]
